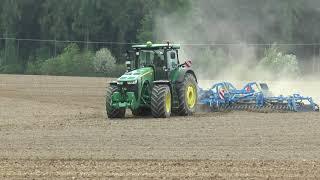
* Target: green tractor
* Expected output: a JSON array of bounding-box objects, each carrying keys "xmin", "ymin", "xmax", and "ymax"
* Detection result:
[{"xmin": 106, "ymin": 42, "xmax": 198, "ymax": 118}]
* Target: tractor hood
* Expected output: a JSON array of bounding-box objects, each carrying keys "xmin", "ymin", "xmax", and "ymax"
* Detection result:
[{"xmin": 117, "ymin": 67, "xmax": 153, "ymax": 82}]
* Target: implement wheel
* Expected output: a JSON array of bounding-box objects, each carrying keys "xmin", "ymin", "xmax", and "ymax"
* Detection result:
[
  {"xmin": 106, "ymin": 85, "xmax": 126, "ymax": 119},
  {"xmin": 151, "ymin": 84, "xmax": 172, "ymax": 118},
  {"xmin": 177, "ymin": 74, "xmax": 198, "ymax": 116}
]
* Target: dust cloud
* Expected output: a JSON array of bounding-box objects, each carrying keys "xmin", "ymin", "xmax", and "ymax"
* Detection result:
[{"xmin": 153, "ymin": 0, "xmax": 320, "ymax": 101}]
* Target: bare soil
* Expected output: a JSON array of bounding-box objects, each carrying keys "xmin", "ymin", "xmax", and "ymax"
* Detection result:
[{"xmin": 0, "ymin": 74, "xmax": 320, "ymax": 179}]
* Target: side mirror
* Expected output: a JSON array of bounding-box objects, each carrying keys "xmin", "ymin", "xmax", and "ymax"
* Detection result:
[{"xmin": 170, "ymin": 52, "xmax": 176, "ymax": 59}]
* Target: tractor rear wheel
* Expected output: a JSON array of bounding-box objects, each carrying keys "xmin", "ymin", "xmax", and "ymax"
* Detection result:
[
  {"xmin": 177, "ymin": 73, "xmax": 198, "ymax": 116},
  {"xmin": 106, "ymin": 85, "xmax": 126, "ymax": 119},
  {"xmin": 151, "ymin": 84, "xmax": 172, "ymax": 118}
]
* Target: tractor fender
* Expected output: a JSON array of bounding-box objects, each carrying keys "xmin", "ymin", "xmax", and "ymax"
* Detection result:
[{"xmin": 177, "ymin": 69, "xmax": 198, "ymax": 83}]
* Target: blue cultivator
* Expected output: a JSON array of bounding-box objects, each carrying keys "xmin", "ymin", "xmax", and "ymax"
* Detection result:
[{"xmin": 198, "ymin": 82, "xmax": 319, "ymax": 112}]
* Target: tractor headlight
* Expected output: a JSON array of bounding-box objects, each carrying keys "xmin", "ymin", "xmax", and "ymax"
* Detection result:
[
  {"xmin": 127, "ymin": 80, "xmax": 138, "ymax": 84},
  {"xmin": 117, "ymin": 81, "xmax": 124, "ymax": 85}
]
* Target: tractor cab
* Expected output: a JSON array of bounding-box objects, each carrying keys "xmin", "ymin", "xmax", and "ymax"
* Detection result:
[{"xmin": 126, "ymin": 42, "xmax": 180, "ymax": 80}]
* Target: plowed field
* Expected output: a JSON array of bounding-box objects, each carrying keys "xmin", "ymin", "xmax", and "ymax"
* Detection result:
[{"xmin": 0, "ymin": 75, "xmax": 320, "ymax": 179}]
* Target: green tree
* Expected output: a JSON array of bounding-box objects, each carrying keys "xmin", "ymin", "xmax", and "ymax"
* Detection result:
[{"xmin": 0, "ymin": 0, "xmax": 21, "ymax": 72}]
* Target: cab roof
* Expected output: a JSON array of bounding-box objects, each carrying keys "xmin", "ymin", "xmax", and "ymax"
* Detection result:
[{"xmin": 132, "ymin": 43, "xmax": 180, "ymax": 50}]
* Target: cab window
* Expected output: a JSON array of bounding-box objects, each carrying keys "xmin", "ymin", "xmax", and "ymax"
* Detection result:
[
  {"xmin": 138, "ymin": 50, "xmax": 164, "ymax": 68},
  {"xmin": 138, "ymin": 51, "xmax": 154, "ymax": 67},
  {"xmin": 167, "ymin": 50, "xmax": 178, "ymax": 70}
]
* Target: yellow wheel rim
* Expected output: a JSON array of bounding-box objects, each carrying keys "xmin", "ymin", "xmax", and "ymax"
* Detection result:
[
  {"xmin": 165, "ymin": 92, "xmax": 171, "ymax": 113},
  {"xmin": 186, "ymin": 85, "xmax": 196, "ymax": 109}
]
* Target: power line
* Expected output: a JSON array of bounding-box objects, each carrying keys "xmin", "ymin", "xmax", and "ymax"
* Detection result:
[
  {"xmin": 2, "ymin": 37, "xmax": 320, "ymax": 46},
  {"xmin": 182, "ymin": 43, "xmax": 320, "ymax": 46},
  {"xmin": 0, "ymin": 37, "xmax": 138, "ymax": 45}
]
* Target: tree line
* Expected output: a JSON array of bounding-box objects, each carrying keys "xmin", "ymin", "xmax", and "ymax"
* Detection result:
[{"xmin": 0, "ymin": 0, "xmax": 320, "ymax": 76}]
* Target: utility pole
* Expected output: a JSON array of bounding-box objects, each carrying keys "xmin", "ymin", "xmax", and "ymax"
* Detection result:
[
  {"xmin": 0, "ymin": 34, "xmax": 2, "ymax": 65},
  {"xmin": 4, "ymin": 32, "xmax": 7, "ymax": 65},
  {"xmin": 318, "ymin": 48, "xmax": 320, "ymax": 73},
  {"xmin": 17, "ymin": 39, "xmax": 19, "ymax": 60},
  {"xmin": 313, "ymin": 45, "xmax": 316, "ymax": 74},
  {"xmin": 54, "ymin": 37, "xmax": 57, "ymax": 57},
  {"xmin": 86, "ymin": 23, "xmax": 89, "ymax": 51}
]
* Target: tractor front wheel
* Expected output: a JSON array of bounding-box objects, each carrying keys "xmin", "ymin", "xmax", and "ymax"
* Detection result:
[
  {"xmin": 106, "ymin": 85, "xmax": 126, "ymax": 119},
  {"xmin": 151, "ymin": 84, "xmax": 172, "ymax": 118},
  {"xmin": 177, "ymin": 74, "xmax": 198, "ymax": 116}
]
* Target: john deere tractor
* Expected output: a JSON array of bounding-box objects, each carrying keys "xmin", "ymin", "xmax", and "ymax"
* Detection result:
[{"xmin": 106, "ymin": 42, "xmax": 198, "ymax": 118}]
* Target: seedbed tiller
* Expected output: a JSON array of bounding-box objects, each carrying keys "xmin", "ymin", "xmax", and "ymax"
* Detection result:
[{"xmin": 198, "ymin": 82, "xmax": 319, "ymax": 112}]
